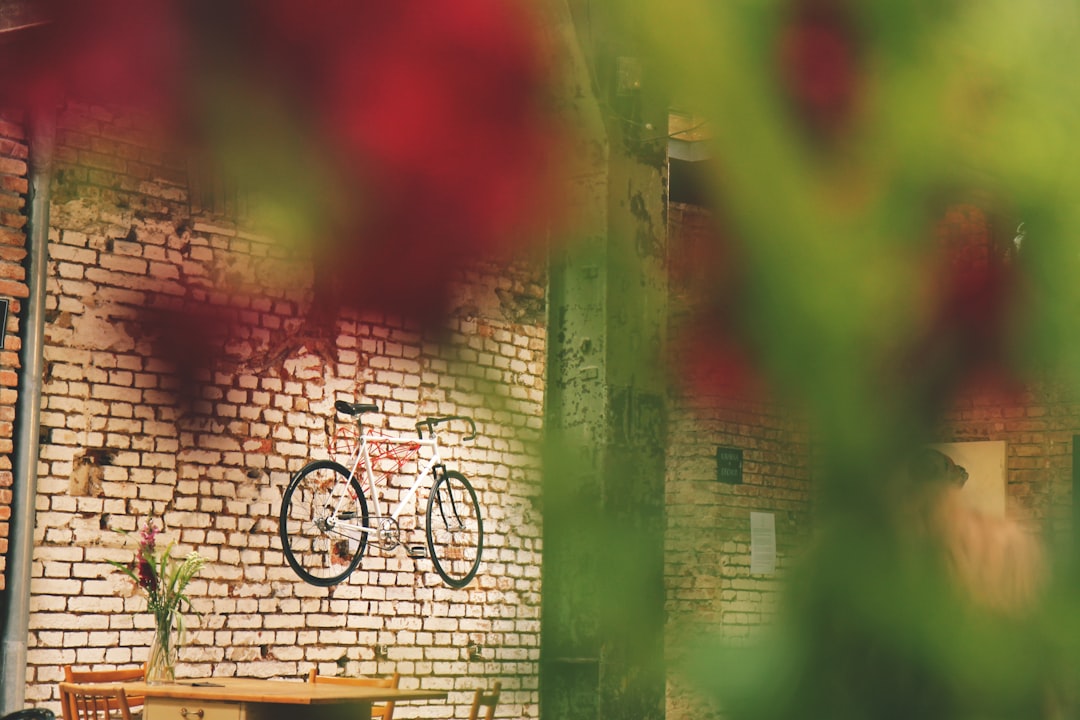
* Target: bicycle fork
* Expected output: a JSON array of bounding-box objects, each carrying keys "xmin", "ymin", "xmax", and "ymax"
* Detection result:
[{"xmin": 432, "ymin": 474, "xmax": 467, "ymax": 533}]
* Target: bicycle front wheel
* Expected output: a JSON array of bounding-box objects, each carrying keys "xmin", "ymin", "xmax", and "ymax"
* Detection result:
[
  {"xmin": 425, "ymin": 470, "xmax": 483, "ymax": 588},
  {"xmin": 280, "ymin": 460, "xmax": 369, "ymax": 587}
]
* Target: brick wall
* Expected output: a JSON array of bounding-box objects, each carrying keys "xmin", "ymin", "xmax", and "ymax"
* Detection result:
[
  {"xmin": 664, "ymin": 202, "xmax": 814, "ymax": 720},
  {"xmin": 661, "ymin": 200, "xmax": 1078, "ymax": 720},
  {"xmin": 20, "ymin": 102, "xmax": 545, "ymax": 719},
  {"xmin": 0, "ymin": 110, "xmax": 29, "ymax": 594}
]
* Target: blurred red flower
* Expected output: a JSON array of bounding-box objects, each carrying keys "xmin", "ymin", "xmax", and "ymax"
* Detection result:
[
  {"xmin": 0, "ymin": 0, "xmax": 188, "ymax": 121},
  {"xmin": 900, "ymin": 203, "xmax": 1028, "ymax": 411},
  {"xmin": 254, "ymin": 0, "xmax": 562, "ymax": 321},
  {"xmin": 669, "ymin": 205, "xmax": 769, "ymax": 404},
  {"xmin": 777, "ymin": 0, "xmax": 862, "ymax": 140},
  {"xmin": 3, "ymin": 0, "xmax": 565, "ymax": 387}
]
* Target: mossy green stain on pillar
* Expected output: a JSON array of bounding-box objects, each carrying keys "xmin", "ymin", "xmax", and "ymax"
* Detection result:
[{"xmin": 542, "ymin": 2, "xmax": 668, "ymax": 718}]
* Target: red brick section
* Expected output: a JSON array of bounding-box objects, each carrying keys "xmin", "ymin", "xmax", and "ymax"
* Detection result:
[
  {"xmin": 665, "ymin": 202, "xmax": 814, "ymax": 720},
  {"xmin": 0, "ymin": 110, "xmax": 28, "ymax": 594}
]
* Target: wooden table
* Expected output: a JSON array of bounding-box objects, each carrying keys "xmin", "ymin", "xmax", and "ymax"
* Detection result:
[{"xmin": 124, "ymin": 678, "xmax": 447, "ymax": 720}]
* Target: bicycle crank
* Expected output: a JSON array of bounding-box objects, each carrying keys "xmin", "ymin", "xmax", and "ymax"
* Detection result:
[{"xmin": 371, "ymin": 517, "xmax": 401, "ymax": 550}]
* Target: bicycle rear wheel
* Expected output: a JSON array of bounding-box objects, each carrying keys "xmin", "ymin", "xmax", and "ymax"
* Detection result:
[
  {"xmin": 425, "ymin": 470, "xmax": 483, "ymax": 588},
  {"xmin": 280, "ymin": 460, "xmax": 369, "ymax": 586}
]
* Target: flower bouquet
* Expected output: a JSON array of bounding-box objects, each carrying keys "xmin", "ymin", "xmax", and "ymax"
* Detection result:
[{"xmin": 109, "ymin": 520, "xmax": 205, "ymax": 684}]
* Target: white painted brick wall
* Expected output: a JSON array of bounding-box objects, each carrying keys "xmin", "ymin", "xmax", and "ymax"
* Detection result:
[{"xmin": 22, "ymin": 104, "xmax": 545, "ymax": 719}]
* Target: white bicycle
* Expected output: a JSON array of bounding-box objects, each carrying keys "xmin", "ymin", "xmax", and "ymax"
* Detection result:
[{"xmin": 279, "ymin": 400, "xmax": 483, "ymax": 588}]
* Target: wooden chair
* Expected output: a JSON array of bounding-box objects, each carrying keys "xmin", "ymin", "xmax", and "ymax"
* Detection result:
[
  {"xmin": 307, "ymin": 670, "xmax": 401, "ymax": 720},
  {"xmin": 466, "ymin": 682, "xmax": 501, "ymax": 720},
  {"xmin": 58, "ymin": 683, "xmax": 133, "ymax": 720},
  {"xmin": 62, "ymin": 666, "xmax": 145, "ymax": 717}
]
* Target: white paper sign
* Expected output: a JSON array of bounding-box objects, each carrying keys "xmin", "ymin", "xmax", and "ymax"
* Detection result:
[{"xmin": 750, "ymin": 511, "xmax": 776, "ymax": 575}]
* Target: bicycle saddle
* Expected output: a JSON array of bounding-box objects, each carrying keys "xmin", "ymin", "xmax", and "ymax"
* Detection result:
[{"xmin": 334, "ymin": 400, "xmax": 379, "ymax": 416}]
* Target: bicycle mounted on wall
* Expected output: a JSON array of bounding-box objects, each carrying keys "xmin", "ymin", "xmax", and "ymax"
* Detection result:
[{"xmin": 279, "ymin": 400, "xmax": 484, "ymax": 588}]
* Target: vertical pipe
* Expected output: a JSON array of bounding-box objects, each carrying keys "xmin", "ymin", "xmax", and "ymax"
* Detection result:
[
  {"xmin": 1, "ymin": 105, "xmax": 54, "ymax": 714},
  {"xmin": 1073, "ymin": 435, "xmax": 1080, "ymax": 578}
]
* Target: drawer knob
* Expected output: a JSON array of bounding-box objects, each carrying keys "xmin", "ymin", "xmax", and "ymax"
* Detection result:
[{"xmin": 180, "ymin": 709, "xmax": 204, "ymax": 719}]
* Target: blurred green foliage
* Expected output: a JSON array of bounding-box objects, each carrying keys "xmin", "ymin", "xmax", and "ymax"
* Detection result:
[{"xmin": 596, "ymin": 0, "xmax": 1080, "ymax": 717}]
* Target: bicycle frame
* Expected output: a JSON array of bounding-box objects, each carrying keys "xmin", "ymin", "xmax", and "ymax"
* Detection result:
[
  {"xmin": 327, "ymin": 429, "xmax": 443, "ymax": 538},
  {"xmin": 280, "ymin": 405, "xmax": 483, "ymax": 588}
]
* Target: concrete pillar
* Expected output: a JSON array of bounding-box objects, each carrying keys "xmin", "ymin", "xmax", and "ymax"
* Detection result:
[{"xmin": 542, "ymin": 2, "xmax": 668, "ymax": 718}]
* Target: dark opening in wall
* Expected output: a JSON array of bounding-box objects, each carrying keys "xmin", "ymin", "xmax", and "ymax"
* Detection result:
[{"xmin": 669, "ymin": 157, "xmax": 717, "ymax": 207}]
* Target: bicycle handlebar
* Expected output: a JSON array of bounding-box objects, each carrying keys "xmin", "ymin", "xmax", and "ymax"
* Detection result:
[
  {"xmin": 334, "ymin": 400, "xmax": 477, "ymax": 441},
  {"xmin": 416, "ymin": 416, "xmax": 477, "ymax": 441}
]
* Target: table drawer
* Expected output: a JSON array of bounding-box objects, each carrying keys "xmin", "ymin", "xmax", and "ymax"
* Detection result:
[{"xmin": 145, "ymin": 698, "xmax": 242, "ymax": 720}]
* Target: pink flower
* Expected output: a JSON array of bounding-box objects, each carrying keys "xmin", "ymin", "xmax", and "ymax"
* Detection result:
[
  {"xmin": 139, "ymin": 522, "xmax": 159, "ymax": 555},
  {"xmin": 109, "ymin": 518, "xmax": 204, "ymax": 621}
]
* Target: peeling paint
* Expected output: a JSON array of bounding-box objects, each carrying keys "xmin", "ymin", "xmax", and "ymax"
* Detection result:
[
  {"xmin": 69, "ymin": 449, "xmax": 114, "ymax": 497},
  {"xmin": 69, "ymin": 304, "xmax": 136, "ymax": 352}
]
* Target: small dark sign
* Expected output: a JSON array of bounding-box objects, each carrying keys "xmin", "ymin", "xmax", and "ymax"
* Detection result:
[
  {"xmin": 0, "ymin": 298, "xmax": 8, "ymax": 349},
  {"xmin": 716, "ymin": 446, "xmax": 743, "ymax": 484}
]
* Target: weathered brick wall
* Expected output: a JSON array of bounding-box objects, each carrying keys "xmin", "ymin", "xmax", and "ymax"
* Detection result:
[
  {"xmin": 0, "ymin": 110, "xmax": 29, "ymax": 594},
  {"xmin": 21, "ymin": 102, "xmax": 545, "ymax": 720},
  {"xmin": 664, "ymin": 202, "xmax": 814, "ymax": 720},
  {"xmin": 661, "ymin": 200, "xmax": 1078, "ymax": 720}
]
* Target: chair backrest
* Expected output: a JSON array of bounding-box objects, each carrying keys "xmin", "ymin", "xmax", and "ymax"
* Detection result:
[
  {"xmin": 307, "ymin": 670, "xmax": 401, "ymax": 720},
  {"xmin": 62, "ymin": 667, "xmax": 145, "ymax": 683},
  {"xmin": 62, "ymin": 665, "xmax": 145, "ymax": 713},
  {"xmin": 467, "ymin": 682, "xmax": 501, "ymax": 720},
  {"xmin": 58, "ymin": 683, "xmax": 133, "ymax": 720}
]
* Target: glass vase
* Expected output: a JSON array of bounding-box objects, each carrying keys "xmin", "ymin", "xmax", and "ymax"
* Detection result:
[{"xmin": 146, "ymin": 610, "xmax": 179, "ymax": 685}]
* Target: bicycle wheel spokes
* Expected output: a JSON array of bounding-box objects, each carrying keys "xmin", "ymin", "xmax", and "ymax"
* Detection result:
[
  {"xmin": 280, "ymin": 460, "xmax": 369, "ymax": 587},
  {"xmin": 426, "ymin": 470, "xmax": 483, "ymax": 588}
]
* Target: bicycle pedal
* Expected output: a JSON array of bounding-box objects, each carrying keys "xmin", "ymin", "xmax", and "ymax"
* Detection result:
[{"xmin": 406, "ymin": 544, "xmax": 427, "ymax": 559}]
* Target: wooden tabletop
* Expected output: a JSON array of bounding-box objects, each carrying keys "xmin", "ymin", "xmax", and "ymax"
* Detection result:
[{"xmin": 121, "ymin": 678, "xmax": 447, "ymax": 706}]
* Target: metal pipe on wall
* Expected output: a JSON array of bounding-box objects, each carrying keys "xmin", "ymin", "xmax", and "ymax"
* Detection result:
[{"xmin": 1, "ymin": 106, "xmax": 55, "ymax": 714}]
